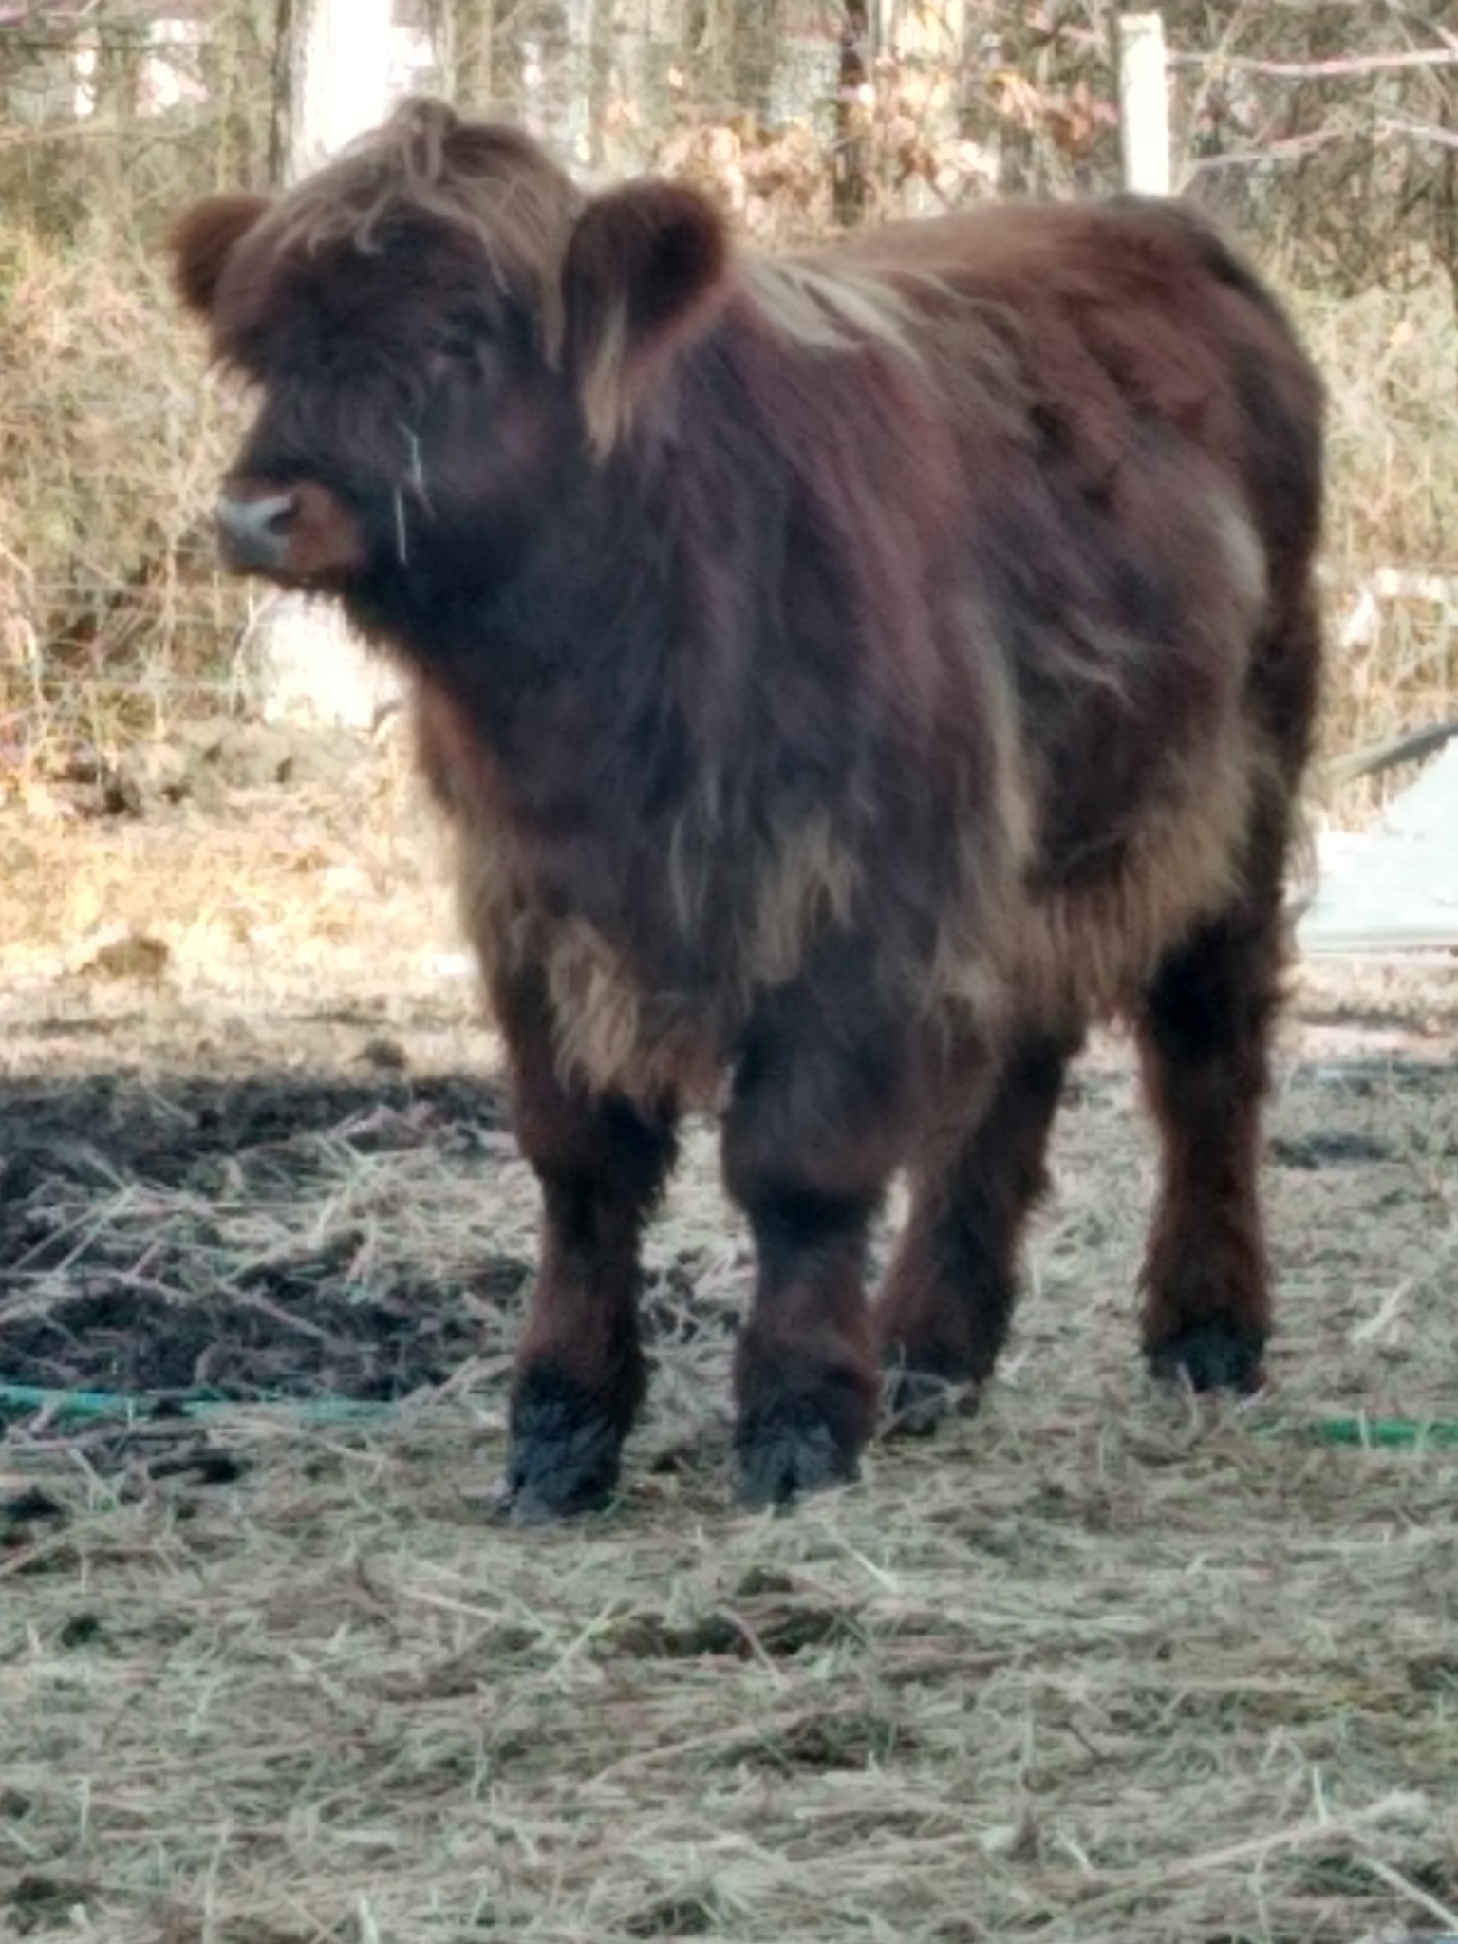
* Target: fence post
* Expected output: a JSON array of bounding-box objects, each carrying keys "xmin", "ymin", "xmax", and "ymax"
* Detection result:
[{"xmin": 1116, "ymin": 11, "xmax": 1171, "ymax": 195}]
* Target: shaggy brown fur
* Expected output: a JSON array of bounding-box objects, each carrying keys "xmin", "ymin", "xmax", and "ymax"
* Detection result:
[{"xmin": 167, "ymin": 97, "xmax": 1326, "ymax": 1522}]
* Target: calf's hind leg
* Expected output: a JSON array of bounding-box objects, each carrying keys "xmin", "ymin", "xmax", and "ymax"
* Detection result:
[
  {"xmin": 494, "ymin": 965, "xmax": 678, "ymax": 1524},
  {"xmin": 871, "ymin": 1032, "xmax": 1078, "ymax": 1430},
  {"xmin": 1135, "ymin": 854, "xmax": 1289, "ymax": 1394}
]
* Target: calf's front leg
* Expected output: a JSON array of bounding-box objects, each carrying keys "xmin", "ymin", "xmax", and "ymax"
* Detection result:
[
  {"xmin": 722, "ymin": 969, "xmax": 913, "ymax": 1510},
  {"xmin": 494, "ymin": 964, "xmax": 678, "ymax": 1523}
]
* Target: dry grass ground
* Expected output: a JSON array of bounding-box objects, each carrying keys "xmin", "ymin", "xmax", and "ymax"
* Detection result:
[{"xmin": 2, "ymin": 741, "xmax": 1457, "ymax": 1944}]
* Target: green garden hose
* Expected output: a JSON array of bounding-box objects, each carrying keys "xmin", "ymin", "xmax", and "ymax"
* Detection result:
[{"xmin": 2, "ymin": 1382, "xmax": 1456, "ymax": 1448}]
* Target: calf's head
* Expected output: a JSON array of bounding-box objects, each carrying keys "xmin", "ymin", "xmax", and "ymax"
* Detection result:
[{"xmin": 167, "ymin": 99, "xmax": 731, "ymax": 602}]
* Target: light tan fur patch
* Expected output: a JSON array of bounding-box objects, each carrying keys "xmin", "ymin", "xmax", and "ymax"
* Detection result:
[
  {"xmin": 1003, "ymin": 732, "xmax": 1260, "ymax": 1031},
  {"xmin": 731, "ymin": 811, "xmax": 863, "ymax": 990},
  {"xmin": 994, "ymin": 496, "xmax": 1275, "ymax": 1031},
  {"xmin": 736, "ymin": 254, "xmax": 924, "ymax": 365},
  {"xmin": 448, "ymin": 796, "xmax": 870, "ymax": 1110},
  {"xmin": 436, "ymin": 710, "xmax": 1278, "ymax": 1114}
]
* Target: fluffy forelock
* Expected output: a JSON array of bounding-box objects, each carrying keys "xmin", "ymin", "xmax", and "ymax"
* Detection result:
[{"xmin": 247, "ymin": 97, "xmax": 586, "ymax": 364}]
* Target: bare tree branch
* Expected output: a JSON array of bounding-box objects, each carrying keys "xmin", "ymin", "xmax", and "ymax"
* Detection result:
[
  {"xmin": 1169, "ymin": 46, "xmax": 1458, "ymax": 79},
  {"xmin": 1322, "ymin": 721, "xmax": 1458, "ymax": 790},
  {"xmin": 1375, "ymin": 113, "xmax": 1458, "ymax": 152}
]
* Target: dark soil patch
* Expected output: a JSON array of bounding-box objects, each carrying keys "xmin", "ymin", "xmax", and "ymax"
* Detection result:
[
  {"xmin": 1268, "ymin": 1127, "xmax": 1397, "ymax": 1168},
  {"xmin": 0, "ymin": 1067, "xmax": 520, "ymax": 1408},
  {"xmin": 0, "ymin": 1069, "xmax": 509, "ymax": 1194},
  {"xmin": 0, "ymin": 1269, "xmax": 529, "ymax": 1408}
]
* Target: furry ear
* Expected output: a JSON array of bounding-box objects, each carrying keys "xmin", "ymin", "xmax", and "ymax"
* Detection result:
[
  {"xmin": 562, "ymin": 180, "xmax": 731, "ymax": 456},
  {"xmin": 166, "ymin": 193, "xmax": 271, "ymax": 319}
]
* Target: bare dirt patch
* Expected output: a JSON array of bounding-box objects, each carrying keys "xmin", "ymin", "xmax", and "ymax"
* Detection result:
[{"xmin": 3, "ymin": 737, "xmax": 1457, "ymax": 1943}]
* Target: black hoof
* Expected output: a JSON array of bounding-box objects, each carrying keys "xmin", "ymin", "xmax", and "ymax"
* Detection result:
[
  {"xmin": 880, "ymin": 1362, "xmax": 980, "ymax": 1439},
  {"xmin": 732, "ymin": 1344, "xmax": 874, "ymax": 1513},
  {"xmin": 734, "ymin": 1411, "xmax": 861, "ymax": 1512},
  {"xmin": 506, "ymin": 1368, "xmax": 629, "ymax": 1525},
  {"xmin": 1147, "ymin": 1318, "xmax": 1266, "ymax": 1395}
]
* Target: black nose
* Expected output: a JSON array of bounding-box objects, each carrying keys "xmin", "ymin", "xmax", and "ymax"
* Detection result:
[{"xmin": 215, "ymin": 491, "xmax": 294, "ymax": 570}]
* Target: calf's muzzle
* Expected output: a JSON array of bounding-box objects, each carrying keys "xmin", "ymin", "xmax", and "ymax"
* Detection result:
[{"xmin": 215, "ymin": 490, "xmax": 294, "ymax": 573}]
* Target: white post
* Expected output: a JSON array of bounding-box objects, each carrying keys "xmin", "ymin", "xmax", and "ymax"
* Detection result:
[
  {"xmin": 247, "ymin": 0, "xmax": 404, "ymax": 733},
  {"xmin": 288, "ymin": 0, "xmax": 393, "ymax": 181},
  {"xmin": 1116, "ymin": 11, "xmax": 1171, "ymax": 196}
]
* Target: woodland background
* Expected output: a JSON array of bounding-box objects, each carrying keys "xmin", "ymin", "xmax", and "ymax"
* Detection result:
[{"xmin": 3, "ymin": 0, "xmax": 1458, "ymax": 792}]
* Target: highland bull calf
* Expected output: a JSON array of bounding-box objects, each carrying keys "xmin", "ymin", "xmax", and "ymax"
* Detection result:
[{"xmin": 167, "ymin": 98, "xmax": 1325, "ymax": 1522}]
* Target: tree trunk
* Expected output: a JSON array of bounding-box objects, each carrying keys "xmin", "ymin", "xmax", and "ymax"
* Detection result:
[
  {"xmin": 89, "ymin": 7, "xmax": 145, "ymax": 123},
  {"xmin": 832, "ymin": 2, "xmax": 872, "ymax": 227},
  {"xmin": 451, "ymin": 0, "xmax": 497, "ymax": 112}
]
